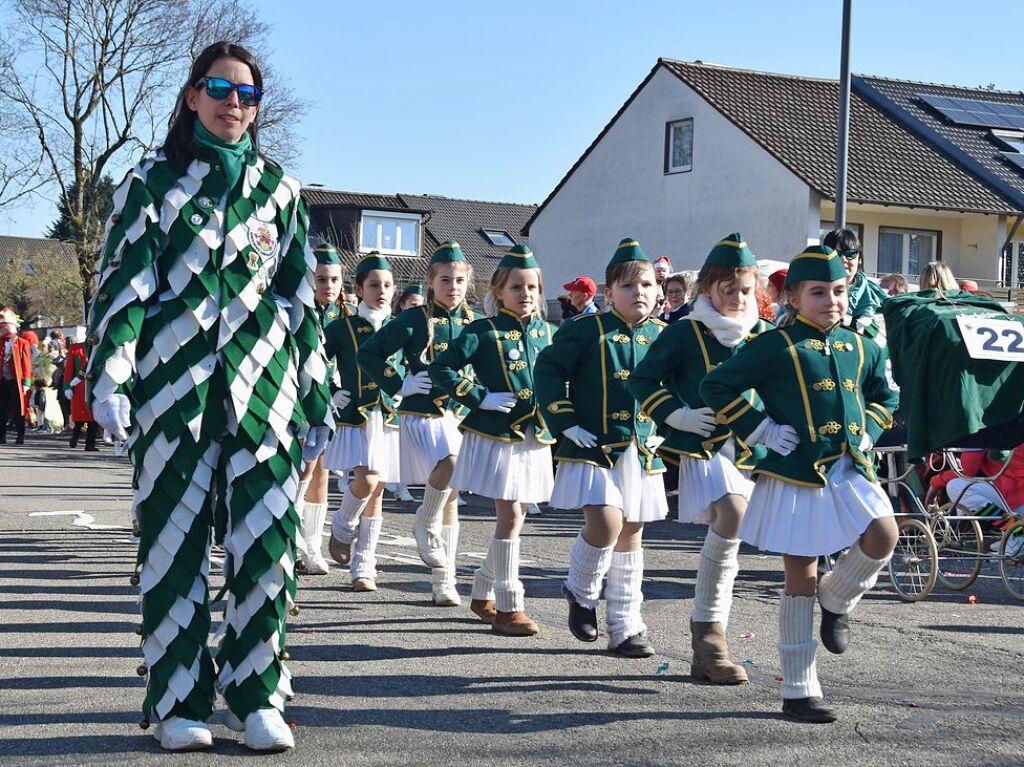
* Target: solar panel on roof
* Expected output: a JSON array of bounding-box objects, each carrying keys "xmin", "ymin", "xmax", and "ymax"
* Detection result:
[
  {"xmin": 1002, "ymin": 153, "xmax": 1024, "ymax": 174},
  {"xmin": 918, "ymin": 93, "xmax": 1024, "ymax": 131}
]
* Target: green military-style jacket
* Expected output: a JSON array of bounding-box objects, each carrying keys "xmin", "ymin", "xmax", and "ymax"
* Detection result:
[
  {"xmin": 317, "ymin": 301, "xmax": 349, "ymax": 388},
  {"xmin": 699, "ymin": 315, "xmax": 899, "ymax": 487},
  {"xmin": 358, "ymin": 300, "xmax": 475, "ymax": 417},
  {"xmin": 429, "ymin": 308, "xmax": 556, "ymax": 443},
  {"xmin": 534, "ymin": 309, "xmax": 666, "ymax": 472},
  {"xmin": 324, "ymin": 314, "xmax": 401, "ymax": 428},
  {"xmin": 630, "ymin": 317, "xmax": 772, "ymax": 468}
]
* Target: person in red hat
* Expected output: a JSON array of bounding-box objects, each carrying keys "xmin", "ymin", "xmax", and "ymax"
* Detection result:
[
  {"xmin": 562, "ymin": 276, "xmax": 599, "ymax": 318},
  {"xmin": 767, "ymin": 269, "xmax": 789, "ymax": 322}
]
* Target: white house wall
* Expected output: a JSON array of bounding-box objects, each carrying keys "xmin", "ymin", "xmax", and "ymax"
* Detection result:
[{"xmin": 530, "ymin": 67, "xmax": 814, "ymax": 287}]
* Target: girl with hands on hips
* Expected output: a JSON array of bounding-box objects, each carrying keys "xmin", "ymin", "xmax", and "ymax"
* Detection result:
[
  {"xmin": 631, "ymin": 233, "xmax": 774, "ymax": 685},
  {"xmin": 429, "ymin": 245, "xmax": 555, "ymax": 636},
  {"xmin": 534, "ymin": 238, "xmax": 668, "ymax": 659}
]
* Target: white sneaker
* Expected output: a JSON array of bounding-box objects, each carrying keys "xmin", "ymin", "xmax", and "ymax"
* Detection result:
[
  {"xmin": 153, "ymin": 717, "xmax": 213, "ymax": 751},
  {"xmin": 222, "ymin": 708, "xmax": 295, "ymax": 752},
  {"xmin": 113, "ymin": 440, "xmax": 127, "ymax": 457},
  {"xmin": 432, "ymin": 582, "xmax": 461, "ymax": 606},
  {"xmin": 389, "ymin": 483, "xmax": 416, "ymax": 502},
  {"xmin": 525, "ymin": 503, "xmax": 542, "ymax": 516}
]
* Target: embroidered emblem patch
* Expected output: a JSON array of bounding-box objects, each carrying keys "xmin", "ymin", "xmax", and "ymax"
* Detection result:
[{"xmin": 247, "ymin": 220, "xmax": 279, "ymax": 259}]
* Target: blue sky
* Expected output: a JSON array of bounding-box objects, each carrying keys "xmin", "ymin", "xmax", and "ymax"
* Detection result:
[{"xmin": 3, "ymin": 0, "xmax": 1022, "ymax": 236}]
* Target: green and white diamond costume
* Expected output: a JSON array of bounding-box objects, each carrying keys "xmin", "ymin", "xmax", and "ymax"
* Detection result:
[{"xmin": 86, "ymin": 146, "xmax": 333, "ymax": 725}]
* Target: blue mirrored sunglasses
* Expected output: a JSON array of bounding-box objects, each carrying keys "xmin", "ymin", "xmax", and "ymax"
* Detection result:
[{"xmin": 194, "ymin": 76, "xmax": 262, "ymax": 107}]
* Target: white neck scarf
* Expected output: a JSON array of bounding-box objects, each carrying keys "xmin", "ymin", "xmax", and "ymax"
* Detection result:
[
  {"xmin": 686, "ymin": 294, "xmax": 760, "ymax": 348},
  {"xmin": 358, "ymin": 301, "xmax": 391, "ymax": 332}
]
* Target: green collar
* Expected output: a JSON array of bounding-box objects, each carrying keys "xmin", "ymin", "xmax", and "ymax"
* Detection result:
[{"xmin": 192, "ymin": 120, "xmax": 254, "ymax": 190}]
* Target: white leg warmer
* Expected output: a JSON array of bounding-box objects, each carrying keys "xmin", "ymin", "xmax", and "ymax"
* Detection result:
[
  {"xmin": 564, "ymin": 533, "xmax": 614, "ymax": 610},
  {"xmin": 349, "ymin": 515, "xmax": 383, "ymax": 581},
  {"xmin": 778, "ymin": 594, "xmax": 822, "ymax": 699},
  {"xmin": 472, "ymin": 539, "xmax": 496, "ymax": 601},
  {"xmin": 605, "ymin": 550, "xmax": 646, "ymax": 647},
  {"xmin": 330, "ymin": 490, "xmax": 370, "ymax": 545},
  {"xmin": 691, "ymin": 529, "xmax": 741, "ymax": 626},
  {"xmin": 492, "ymin": 538, "xmax": 525, "ymax": 613},
  {"xmin": 818, "ymin": 543, "xmax": 888, "ymax": 615}
]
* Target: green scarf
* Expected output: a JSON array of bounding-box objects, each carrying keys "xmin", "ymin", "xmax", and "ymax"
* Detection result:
[{"xmin": 192, "ymin": 120, "xmax": 254, "ymax": 191}]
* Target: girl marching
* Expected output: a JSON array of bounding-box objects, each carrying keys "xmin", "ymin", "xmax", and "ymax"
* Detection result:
[
  {"xmin": 356, "ymin": 241, "xmax": 475, "ymax": 606},
  {"xmin": 86, "ymin": 41, "xmax": 333, "ymax": 751},
  {"xmin": 429, "ymin": 245, "xmax": 555, "ymax": 636},
  {"xmin": 535, "ymin": 238, "xmax": 668, "ymax": 657},
  {"xmin": 294, "ymin": 243, "xmax": 349, "ymax": 575},
  {"xmin": 630, "ymin": 233, "xmax": 771, "ymax": 684},
  {"xmin": 700, "ymin": 245, "xmax": 899, "ymax": 723},
  {"xmin": 322, "ymin": 252, "xmax": 401, "ymax": 591}
]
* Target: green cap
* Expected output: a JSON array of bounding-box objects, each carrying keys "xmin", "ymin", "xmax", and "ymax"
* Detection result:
[
  {"xmin": 784, "ymin": 245, "xmax": 847, "ymax": 287},
  {"xmin": 354, "ymin": 251, "xmax": 393, "ymax": 280},
  {"xmin": 401, "ymin": 283, "xmax": 424, "ymax": 298},
  {"xmin": 429, "ymin": 239, "xmax": 467, "ymax": 265},
  {"xmin": 607, "ymin": 237, "xmax": 649, "ymax": 267},
  {"xmin": 497, "ymin": 243, "xmax": 539, "ymax": 270},
  {"xmin": 704, "ymin": 232, "xmax": 756, "ymax": 268},
  {"xmin": 313, "ymin": 242, "xmax": 342, "ymax": 266}
]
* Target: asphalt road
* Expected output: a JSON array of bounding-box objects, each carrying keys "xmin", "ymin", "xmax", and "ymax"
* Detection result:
[{"xmin": 1, "ymin": 433, "xmax": 1022, "ymax": 766}]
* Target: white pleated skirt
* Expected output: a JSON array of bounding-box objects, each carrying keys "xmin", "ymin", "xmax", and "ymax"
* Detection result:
[
  {"xmin": 549, "ymin": 442, "xmax": 668, "ymax": 523},
  {"xmin": 740, "ymin": 454, "xmax": 893, "ymax": 557},
  {"xmin": 322, "ymin": 407, "xmax": 400, "ymax": 483},
  {"xmin": 451, "ymin": 428, "xmax": 554, "ymax": 503},
  {"xmin": 399, "ymin": 410, "xmax": 463, "ymax": 486},
  {"xmin": 676, "ymin": 446, "xmax": 755, "ymax": 524}
]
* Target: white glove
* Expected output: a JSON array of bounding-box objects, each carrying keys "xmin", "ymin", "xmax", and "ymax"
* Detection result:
[
  {"xmin": 664, "ymin": 405, "xmax": 717, "ymax": 437},
  {"xmin": 645, "ymin": 433, "xmax": 666, "ymax": 451},
  {"xmin": 331, "ymin": 389, "xmax": 352, "ymax": 410},
  {"xmin": 748, "ymin": 416, "xmax": 799, "ymax": 456},
  {"xmin": 302, "ymin": 425, "xmax": 331, "ymax": 462},
  {"xmin": 859, "ymin": 432, "xmax": 874, "ymax": 453},
  {"xmin": 562, "ymin": 425, "xmax": 598, "ymax": 449},
  {"xmin": 64, "ymin": 389, "xmax": 72, "ymax": 400},
  {"xmin": 479, "ymin": 391, "xmax": 516, "ymax": 413},
  {"xmin": 92, "ymin": 393, "xmax": 131, "ymax": 441},
  {"xmin": 399, "ymin": 371, "xmax": 432, "ymax": 398}
]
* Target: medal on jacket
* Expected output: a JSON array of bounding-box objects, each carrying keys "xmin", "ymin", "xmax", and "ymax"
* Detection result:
[{"xmin": 508, "ymin": 347, "xmax": 521, "ymax": 361}]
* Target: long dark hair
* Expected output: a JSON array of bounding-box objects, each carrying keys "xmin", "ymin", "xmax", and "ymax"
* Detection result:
[{"xmin": 161, "ymin": 41, "xmax": 263, "ymax": 175}]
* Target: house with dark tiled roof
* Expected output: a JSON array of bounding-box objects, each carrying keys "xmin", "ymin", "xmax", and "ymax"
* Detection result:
[
  {"xmin": 524, "ymin": 59, "xmax": 1024, "ymax": 292},
  {"xmin": 301, "ymin": 188, "xmax": 536, "ymax": 289},
  {"xmin": 0, "ymin": 234, "xmax": 76, "ymax": 270}
]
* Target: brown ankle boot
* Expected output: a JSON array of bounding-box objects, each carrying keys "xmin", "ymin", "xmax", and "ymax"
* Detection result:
[
  {"xmin": 470, "ymin": 599, "xmax": 497, "ymax": 624},
  {"xmin": 690, "ymin": 619, "xmax": 748, "ymax": 684},
  {"xmin": 492, "ymin": 611, "xmax": 539, "ymax": 636}
]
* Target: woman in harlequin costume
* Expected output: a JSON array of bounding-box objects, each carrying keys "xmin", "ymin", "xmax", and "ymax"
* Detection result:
[
  {"xmin": 630, "ymin": 233, "xmax": 772, "ymax": 684},
  {"xmin": 64, "ymin": 330, "xmax": 101, "ymax": 451},
  {"xmin": 85, "ymin": 42, "xmax": 333, "ymax": 752},
  {"xmin": 700, "ymin": 246, "xmax": 899, "ymax": 723},
  {"xmin": 323, "ymin": 252, "xmax": 401, "ymax": 591},
  {"xmin": 293, "ymin": 243, "xmax": 349, "ymax": 575},
  {"xmin": 535, "ymin": 238, "xmax": 668, "ymax": 658},
  {"xmin": 429, "ymin": 245, "xmax": 555, "ymax": 636},
  {"xmin": 356, "ymin": 241, "xmax": 475, "ymax": 606}
]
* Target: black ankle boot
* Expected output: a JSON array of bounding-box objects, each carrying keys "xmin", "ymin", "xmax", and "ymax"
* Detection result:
[
  {"xmin": 820, "ymin": 607, "xmax": 849, "ymax": 654},
  {"xmin": 782, "ymin": 697, "xmax": 837, "ymax": 723},
  {"xmin": 562, "ymin": 584, "xmax": 598, "ymax": 642}
]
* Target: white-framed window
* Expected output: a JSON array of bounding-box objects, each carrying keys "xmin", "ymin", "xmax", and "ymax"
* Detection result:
[
  {"xmin": 878, "ymin": 226, "xmax": 941, "ymax": 276},
  {"xmin": 482, "ymin": 229, "xmax": 515, "ymax": 247},
  {"xmin": 665, "ymin": 118, "xmax": 693, "ymax": 174},
  {"xmin": 992, "ymin": 129, "xmax": 1024, "ymax": 154},
  {"xmin": 359, "ymin": 210, "xmax": 420, "ymax": 256}
]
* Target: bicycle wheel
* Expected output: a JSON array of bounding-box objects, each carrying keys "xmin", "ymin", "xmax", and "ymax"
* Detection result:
[
  {"xmin": 889, "ymin": 518, "xmax": 938, "ymax": 602},
  {"xmin": 932, "ymin": 514, "xmax": 983, "ymax": 591},
  {"xmin": 997, "ymin": 528, "xmax": 1024, "ymax": 602}
]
